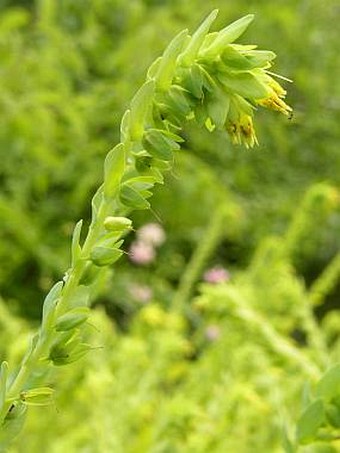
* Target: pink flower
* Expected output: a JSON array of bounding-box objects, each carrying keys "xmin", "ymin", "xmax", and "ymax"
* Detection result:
[
  {"xmin": 129, "ymin": 240, "xmax": 155, "ymax": 265},
  {"xmin": 129, "ymin": 284, "xmax": 153, "ymax": 304},
  {"xmin": 203, "ymin": 266, "xmax": 230, "ymax": 284},
  {"xmin": 137, "ymin": 223, "xmax": 166, "ymax": 247},
  {"xmin": 205, "ymin": 325, "xmax": 221, "ymax": 342}
]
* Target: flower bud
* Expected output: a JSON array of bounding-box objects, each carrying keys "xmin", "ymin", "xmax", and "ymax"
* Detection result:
[
  {"xmin": 20, "ymin": 387, "xmax": 54, "ymax": 406},
  {"xmin": 103, "ymin": 216, "xmax": 132, "ymax": 232},
  {"xmin": 55, "ymin": 307, "xmax": 90, "ymax": 332},
  {"xmin": 90, "ymin": 246, "xmax": 123, "ymax": 267},
  {"xmin": 49, "ymin": 332, "xmax": 91, "ymax": 366}
]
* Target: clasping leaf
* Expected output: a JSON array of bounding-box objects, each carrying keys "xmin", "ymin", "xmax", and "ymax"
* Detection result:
[
  {"xmin": 200, "ymin": 14, "xmax": 254, "ymax": 59},
  {"xmin": 155, "ymin": 29, "xmax": 189, "ymax": 90},
  {"xmin": 296, "ymin": 399, "xmax": 325, "ymax": 444},
  {"xmin": 42, "ymin": 281, "xmax": 63, "ymax": 329},
  {"xmin": 179, "ymin": 9, "xmax": 218, "ymax": 66},
  {"xmin": 71, "ymin": 219, "xmax": 83, "ymax": 266},
  {"xmin": 104, "ymin": 143, "xmax": 126, "ymax": 198},
  {"xmin": 315, "ymin": 363, "xmax": 340, "ymax": 401}
]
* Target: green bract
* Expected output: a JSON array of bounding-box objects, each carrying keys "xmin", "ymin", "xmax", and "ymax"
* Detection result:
[
  {"xmin": 55, "ymin": 307, "xmax": 90, "ymax": 332},
  {"xmin": 20, "ymin": 387, "xmax": 54, "ymax": 407}
]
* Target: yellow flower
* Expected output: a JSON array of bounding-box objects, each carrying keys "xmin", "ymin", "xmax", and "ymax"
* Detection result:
[
  {"xmin": 225, "ymin": 97, "xmax": 258, "ymax": 148},
  {"xmin": 226, "ymin": 114, "xmax": 258, "ymax": 148},
  {"xmin": 257, "ymin": 73, "xmax": 292, "ymax": 116}
]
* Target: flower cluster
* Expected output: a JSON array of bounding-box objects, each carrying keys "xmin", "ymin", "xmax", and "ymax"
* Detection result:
[
  {"xmin": 129, "ymin": 223, "xmax": 166, "ymax": 265},
  {"xmin": 203, "ymin": 265, "xmax": 230, "ymax": 284},
  {"xmin": 129, "ymin": 283, "xmax": 153, "ymax": 304},
  {"xmin": 189, "ymin": 14, "xmax": 292, "ymax": 148}
]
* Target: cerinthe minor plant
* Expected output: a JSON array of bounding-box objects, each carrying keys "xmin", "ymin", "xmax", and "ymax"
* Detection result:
[{"xmin": 0, "ymin": 10, "xmax": 291, "ymax": 448}]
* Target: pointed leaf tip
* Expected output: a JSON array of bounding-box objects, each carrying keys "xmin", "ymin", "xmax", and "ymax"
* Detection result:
[
  {"xmin": 179, "ymin": 9, "xmax": 219, "ymax": 66},
  {"xmin": 201, "ymin": 14, "xmax": 256, "ymax": 59}
]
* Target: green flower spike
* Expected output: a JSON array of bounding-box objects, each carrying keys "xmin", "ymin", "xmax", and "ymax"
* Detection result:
[
  {"xmin": 194, "ymin": 13, "xmax": 292, "ymax": 147},
  {"xmin": 0, "ymin": 10, "xmax": 292, "ymax": 447}
]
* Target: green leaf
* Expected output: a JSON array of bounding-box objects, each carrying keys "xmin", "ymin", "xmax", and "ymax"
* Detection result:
[
  {"xmin": 165, "ymin": 85, "xmax": 192, "ymax": 117},
  {"xmin": 220, "ymin": 45, "xmax": 256, "ymax": 70},
  {"xmin": 96, "ymin": 236, "xmax": 124, "ymax": 250},
  {"xmin": 90, "ymin": 246, "xmax": 123, "ymax": 267},
  {"xmin": 207, "ymin": 95, "xmax": 230, "ymax": 128},
  {"xmin": 179, "ymin": 9, "xmax": 219, "ymax": 66},
  {"xmin": 147, "ymin": 57, "xmax": 162, "ymax": 80},
  {"xmin": 218, "ymin": 70, "xmax": 269, "ymax": 99},
  {"xmin": 55, "ymin": 307, "xmax": 90, "ymax": 332},
  {"xmin": 220, "ymin": 48, "xmax": 276, "ymax": 71},
  {"xmin": 182, "ymin": 64, "xmax": 204, "ymax": 99},
  {"xmin": 123, "ymin": 176, "xmax": 157, "ymax": 191},
  {"xmin": 0, "ymin": 361, "xmax": 8, "ymax": 410},
  {"xmin": 134, "ymin": 156, "xmax": 164, "ymax": 183},
  {"xmin": 201, "ymin": 14, "xmax": 254, "ymax": 58},
  {"xmin": 79, "ymin": 262, "xmax": 101, "ymax": 286},
  {"xmin": 21, "ymin": 333, "xmax": 39, "ymax": 364},
  {"xmin": 0, "ymin": 402, "xmax": 27, "ymax": 449},
  {"xmin": 71, "ymin": 219, "xmax": 83, "ymax": 266},
  {"xmin": 120, "ymin": 109, "xmax": 131, "ymax": 143},
  {"xmin": 316, "ymin": 364, "xmax": 340, "ymax": 401},
  {"xmin": 296, "ymin": 399, "xmax": 325, "ymax": 444},
  {"xmin": 129, "ymin": 80, "xmax": 155, "ymax": 140},
  {"xmin": 119, "ymin": 184, "xmax": 150, "ymax": 210},
  {"xmin": 161, "ymin": 129, "xmax": 184, "ymax": 143},
  {"xmin": 200, "ymin": 65, "xmax": 217, "ymax": 93},
  {"xmin": 200, "ymin": 32, "xmax": 219, "ymax": 52},
  {"xmin": 242, "ymin": 49, "xmax": 276, "ymax": 68},
  {"xmin": 282, "ymin": 425, "xmax": 297, "ymax": 453},
  {"xmin": 325, "ymin": 403, "xmax": 340, "ymax": 428},
  {"xmin": 143, "ymin": 129, "xmax": 179, "ymax": 161},
  {"xmin": 91, "ymin": 185, "xmax": 104, "ymax": 222},
  {"xmin": 104, "ymin": 143, "xmax": 126, "ymax": 198},
  {"xmin": 194, "ymin": 102, "xmax": 208, "ymax": 127},
  {"xmin": 42, "ymin": 281, "xmax": 63, "ymax": 328},
  {"xmin": 155, "ymin": 29, "xmax": 189, "ymax": 90},
  {"xmin": 68, "ymin": 285, "xmax": 90, "ymax": 309}
]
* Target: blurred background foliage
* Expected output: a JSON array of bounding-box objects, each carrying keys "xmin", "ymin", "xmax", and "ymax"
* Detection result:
[{"xmin": 0, "ymin": 0, "xmax": 339, "ymax": 451}]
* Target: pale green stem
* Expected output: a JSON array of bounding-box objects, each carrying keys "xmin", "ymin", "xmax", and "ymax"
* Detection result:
[
  {"xmin": 5, "ymin": 199, "xmax": 109, "ymax": 407},
  {"xmin": 297, "ymin": 303, "xmax": 329, "ymax": 369},
  {"xmin": 309, "ymin": 253, "xmax": 340, "ymax": 306},
  {"xmin": 172, "ymin": 204, "xmax": 227, "ymax": 312},
  {"xmin": 228, "ymin": 288, "xmax": 322, "ymax": 380}
]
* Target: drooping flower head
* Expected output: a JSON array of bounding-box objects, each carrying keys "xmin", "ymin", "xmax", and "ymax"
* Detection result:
[{"xmin": 173, "ymin": 13, "xmax": 292, "ymax": 148}]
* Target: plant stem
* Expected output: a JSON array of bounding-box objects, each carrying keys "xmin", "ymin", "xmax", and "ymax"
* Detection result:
[
  {"xmin": 172, "ymin": 205, "xmax": 227, "ymax": 312},
  {"xmin": 5, "ymin": 200, "xmax": 109, "ymax": 405},
  {"xmin": 228, "ymin": 288, "xmax": 322, "ymax": 379}
]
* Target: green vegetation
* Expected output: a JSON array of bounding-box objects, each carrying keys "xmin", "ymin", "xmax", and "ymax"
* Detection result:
[{"xmin": 0, "ymin": 1, "xmax": 339, "ymax": 451}]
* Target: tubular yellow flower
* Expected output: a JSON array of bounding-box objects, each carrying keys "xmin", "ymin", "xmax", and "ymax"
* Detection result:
[
  {"xmin": 224, "ymin": 95, "xmax": 258, "ymax": 148},
  {"xmin": 256, "ymin": 73, "xmax": 292, "ymax": 116},
  {"xmin": 226, "ymin": 114, "xmax": 258, "ymax": 148}
]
